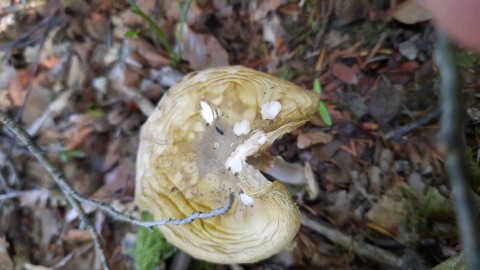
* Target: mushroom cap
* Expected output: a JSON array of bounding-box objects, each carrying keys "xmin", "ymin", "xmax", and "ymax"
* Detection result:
[{"xmin": 135, "ymin": 66, "xmax": 319, "ymax": 264}]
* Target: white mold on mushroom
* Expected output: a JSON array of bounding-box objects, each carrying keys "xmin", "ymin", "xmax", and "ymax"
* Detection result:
[
  {"xmin": 233, "ymin": 119, "xmax": 251, "ymax": 136},
  {"xmin": 260, "ymin": 100, "xmax": 282, "ymax": 120},
  {"xmin": 199, "ymin": 101, "xmax": 216, "ymax": 124},
  {"xmin": 240, "ymin": 193, "xmax": 255, "ymax": 206},
  {"xmin": 225, "ymin": 131, "xmax": 267, "ymax": 174}
]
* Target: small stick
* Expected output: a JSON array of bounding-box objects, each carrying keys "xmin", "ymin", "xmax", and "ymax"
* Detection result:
[
  {"xmin": 385, "ymin": 109, "xmax": 441, "ymax": 140},
  {"xmin": 435, "ymin": 31, "xmax": 480, "ymax": 270},
  {"xmin": 0, "ymin": 110, "xmax": 234, "ymax": 227},
  {"xmin": 0, "ymin": 109, "xmax": 235, "ymax": 269},
  {"xmin": 301, "ymin": 212, "xmax": 401, "ymax": 268}
]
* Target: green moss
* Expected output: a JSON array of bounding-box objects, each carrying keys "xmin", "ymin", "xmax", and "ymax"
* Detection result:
[
  {"xmin": 341, "ymin": 21, "xmax": 389, "ymax": 48},
  {"xmin": 278, "ymin": 65, "xmax": 296, "ymax": 81},
  {"xmin": 132, "ymin": 212, "xmax": 176, "ymax": 270},
  {"xmin": 368, "ymin": 0, "xmax": 390, "ymax": 9},
  {"xmin": 455, "ymin": 51, "xmax": 480, "ymax": 69},
  {"xmin": 401, "ymin": 185, "xmax": 454, "ymax": 242}
]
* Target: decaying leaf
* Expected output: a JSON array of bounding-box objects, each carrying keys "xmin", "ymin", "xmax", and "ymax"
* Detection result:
[
  {"xmin": 62, "ymin": 229, "xmax": 93, "ymax": 242},
  {"xmin": 297, "ymin": 129, "xmax": 333, "ymax": 149},
  {"xmin": 182, "ymin": 26, "xmax": 229, "ymax": 70},
  {"xmin": 304, "ymin": 162, "xmax": 320, "ymax": 200},
  {"xmin": 19, "ymin": 190, "xmax": 50, "ymax": 209},
  {"xmin": 391, "ymin": 0, "xmax": 432, "ymax": 24},
  {"xmin": 332, "ymin": 63, "xmax": 358, "ymax": 85},
  {"xmin": 366, "ymin": 188, "xmax": 406, "ymax": 229},
  {"xmin": 325, "ymin": 190, "xmax": 351, "ymax": 224},
  {"xmin": 0, "ymin": 237, "xmax": 13, "ymax": 270},
  {"xmin": 7, "ymin": 69, "xmax": 29, "ymax": 106},
  {"xmin": 368, "ymin": 84, "xmax": 403, "ymax": 125}
]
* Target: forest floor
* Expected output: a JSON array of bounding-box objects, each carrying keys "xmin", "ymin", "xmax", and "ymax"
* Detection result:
[{"xmin": 1, "ymin": 0, "xmax": 480, "ymax": 269}]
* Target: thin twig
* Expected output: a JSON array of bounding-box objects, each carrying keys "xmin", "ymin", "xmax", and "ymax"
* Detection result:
[
  {"xmin": 0, "ymin": 110, "xmax": 234, "ymax": 227},
  {"xmin": 1, "ymin": 114, "xmax": 111, "ymax": 269},
  {"xmin": 301, "ymin": 212, "xmax": 401, "ymax": 268},
  {"xmin": 435, "ymin": 31, "xmax": 480, "ymax": 270},
  {"xmin": 1, "ymin": 13, "xmax": 61, "ymax": 190},
  {"xmin": 0, "ymin": 109, "xmax": 234, "ymax": 269},
  {"xmin": 385, "ymin": 109, "xmax": 441, "ymax": 140}
]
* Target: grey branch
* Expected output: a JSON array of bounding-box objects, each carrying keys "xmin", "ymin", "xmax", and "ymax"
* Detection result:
[
  {"xmin": 0, "ymin": 109, "xmax": 235, "ymax": 268},
  {"xmin": 301, "ymin": 212, "xmax": 401, "ymax": 268},
  {"xmin": 436, "ymin": 31, "xmax": 480, "ymax": 270},
  {"xmin": 385, "ymin": 109, "xmax": 441, "ymax": 140},
  {"xmin": 0, "ymin": 110, "xmax": 234, "ymax": 227}
]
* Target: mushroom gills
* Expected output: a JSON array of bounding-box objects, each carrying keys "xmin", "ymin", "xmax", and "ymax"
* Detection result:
[{"xmin": 135, "ymin": 66, "xmax": 320, "ymax": 264}]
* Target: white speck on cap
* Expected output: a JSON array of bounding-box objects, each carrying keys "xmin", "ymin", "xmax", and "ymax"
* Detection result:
[
  {"xmin": 233, "ymin": 120, "xmax": 251, "ymax": 136},
  {"xmin": 225, "ymin": 131, "xmax": 267, "ymax": 174},
  {"xmin": 200, "ymin": 101, "xmax": 215, "ymax": 124},
  {"xmin": 260, "ymin": 101, "xmax": 281, "ymax": 120},
  {"xmin": 240, "ymin": 193, "xmax": 255, "ymax": 206}
]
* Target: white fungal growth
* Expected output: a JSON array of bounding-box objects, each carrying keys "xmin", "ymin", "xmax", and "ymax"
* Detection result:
[
  {"xmin": 225, "ymin": 131, "xmax": 267, "ymax": 174},
  {"xmin": 260, "ymin": 101, "xmax": 282, "ymax": 120},
  {"xmin": 233, "ymin": 120, "xmax": 251, "ymax": 136},
  {"xmin": 199, "ymin": 101, "xmax": 216, "ymax": 124},
  {"xmin": 240, "ymin": 193, "xmax": 255, "ymax": 206}
]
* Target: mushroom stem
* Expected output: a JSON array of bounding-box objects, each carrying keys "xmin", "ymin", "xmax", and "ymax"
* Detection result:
[
  {"xmin": 247, "ymin": 153, "xmax": 320, "ymax": 200},
  {"xmin": 248, "ymin": 153, "xmax": 320, "ymax": 200},
  {"xmin": 267, "ymin": 156, "xmax": 306, "ymax": 185},
  {"xmin": 249, "ymin": 153, "xmax": 306, "ymax": 185}
]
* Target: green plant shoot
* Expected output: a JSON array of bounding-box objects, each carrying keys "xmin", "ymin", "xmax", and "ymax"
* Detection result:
[
  {"xmin": 132, "ymin": 211, "xmax": 176, "ymax": 270},
  {"xmin": 313, "ymin": 79, "xmax": 332, "ymax": 126},
  {"xmin": 126, "ymin": 0, "xmax": 191, "ymax": 67},
  {"xmin": 59, "ymin": 149, "xmax": 86, "ymax": 163}
]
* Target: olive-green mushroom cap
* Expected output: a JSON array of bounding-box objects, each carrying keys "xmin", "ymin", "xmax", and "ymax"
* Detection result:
[{"xmin": 135, "ymin": 66, "xmax": 319, "ymax": 264}]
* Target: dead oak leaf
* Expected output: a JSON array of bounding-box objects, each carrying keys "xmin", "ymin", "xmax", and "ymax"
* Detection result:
[
  {"xmin": 391, "ymin": 0, "xmax": 432, "ymax": 24},
  {"xmin": 7, "ymin": 69, "xmax": 29, "ymax": 106},
  {"xmin": 0, "ymin": 237, "xmax": 13, "ymax": 270},
  {"xmin": 182, "ymin": 26, "xmax": 229, "ymax": 70},
  {"xmin": 332, "ymin": 63, "xmax": 358, "ymax": 85},
  {"xmin": 297, "ymin": 129, "xmax": 333, "ymax": 149}
]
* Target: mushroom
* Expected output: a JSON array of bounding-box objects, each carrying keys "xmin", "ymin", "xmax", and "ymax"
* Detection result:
[{"xmin": 135, "ymin": 66, "xmax": 319, "ymax": 264}]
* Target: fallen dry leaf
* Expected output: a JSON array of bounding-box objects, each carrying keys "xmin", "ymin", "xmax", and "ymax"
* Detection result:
[
  {"xmin": 65, "ymin": 124, "xmax": 94, "ymax": 150},
  {"xmin": 334, "ymin": 0, "xmax": 369, "ymax": 26},
  {"xmin": 62, "ymin": 229, "xmax": 93, "ymax": 242},
  {"xmin": 332, "ymin": 63, "xmax": 358, "ymax": 85},
  {"xmin": 22, "ymin": 86, "xmax": 52, "ymax": 126},
  {"xmin": 368, "ymin": 84, "xmax": 403, "ymax": 125},
  {"xmin": 7, "ymin": 69, "xmax": 29, "ymax": 106},
  {"xmin": 261, "ymin": 13, "xmax": 285, "ymax": 47},
  {"xmin": 366, "ymin": 188, "xmax": 406, "ymax": 229},
  {"xmin": 0, "ymin": 63, "xmax": 15, "ymax": 90},
  {"xmin": 304, "ymin": 162, "xmax": 320, "ymax": 200},
  {"xmin": 249, "ymin": 0, "xmax": 282, "ymax": 21},
  {"xmin": 67, "ymin": 55, "xmax": 86, "ymax": 88},
  {"xmin": 325, "ymin": 190, "xmax": 351, "ymax": 225},
  {"xmin": 182, "ymin": 25, "xmax": 229, "ymax": 70},
  {"xmin": 127, "ymin": 38, "xmax": 171, "ymax": 67},
  {"xmin": 19, "ymin": 190, "xmax": 50, "ymax": 209},
  {"xmin": 297, "ymin": 129, "xmax": 333, "ymax": 149},
  {"xmin": 85, "ymin": 12, "xmax": 110, "ymax": 42},
  {"xmin": 391, "ymin": 0, "xmax": 432, "ymax": 24},
  {"xmin": 0, "ymin": 237, "xmax": 13, "ymax": 270}
]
